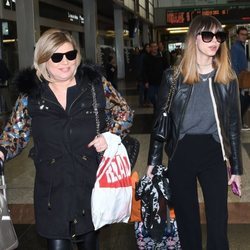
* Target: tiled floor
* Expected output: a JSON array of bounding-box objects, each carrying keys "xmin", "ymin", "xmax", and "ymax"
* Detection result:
[
  {"xmin": 2, "ymin": 80, "xmax": 250, "ymax": 249},
  {"xmin": 13, "ymin": 223, "xmax": 250, "ymax": 250}
]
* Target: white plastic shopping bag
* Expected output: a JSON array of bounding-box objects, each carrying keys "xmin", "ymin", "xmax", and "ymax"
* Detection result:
[{"xmin": 91, "ymin": 132, "xmax": 132, "ymax": 230}]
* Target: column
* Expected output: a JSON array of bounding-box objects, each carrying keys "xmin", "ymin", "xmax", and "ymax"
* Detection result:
[
  {"xmin": 72, "ymin": 31, "xmax": 80, "ymax": 49},
  {"xmin": 133, "ymin": 29, "xmax": 140, "ymax": 48},
  {"xmin": 114, "ymin": 5, "xmax": 125, "ymax": 79},
  {"xmin": 142, "ymin": 23, "xmax": 149, "ymax": 45},
  {"xmin": 16, "ymin": 0, "xmax": 40, "ymax": 69},
  {"xmin": 248, "ymin": 39, "xmax": 250, "ymax": 69},
  {"xmin": 97, "ymin": 36, "xmax": 104, "ymax": 65},
  {"xmin": 0, "ymin": 20, "xmax": 3, "ymax": 59},
  {"xmin": 83, "ymin": 0, "xmax": 97, "ymax": 63}
]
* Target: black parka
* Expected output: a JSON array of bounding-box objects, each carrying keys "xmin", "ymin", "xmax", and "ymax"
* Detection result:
[{"xmin": 0, "ymin": 64, "xmax": 133, "ymax": 239}]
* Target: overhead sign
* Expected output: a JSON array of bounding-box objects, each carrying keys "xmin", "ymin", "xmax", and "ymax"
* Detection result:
[
  {"xmin": 4, "ymin": 0, "xmax": 16, "ymax": 10},
  {"xmin": 40, "ymin": 2, "xmax": 84, "ymax": 26},
  {"xmin": 4, "ymin": 1, "xmax": 84, "ymax": 25},
  {"xmin": 68, "ymin": 12, "xmax": 84, "ymax": 24},
  {"xmin": 166, "ymin": 5, "xmax": 250, "ymax": 27}
]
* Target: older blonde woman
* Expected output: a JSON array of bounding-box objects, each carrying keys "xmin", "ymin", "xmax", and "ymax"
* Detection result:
[{"xmin": 0, "ymin": 29, "xmax": 133, "ymax": 250}]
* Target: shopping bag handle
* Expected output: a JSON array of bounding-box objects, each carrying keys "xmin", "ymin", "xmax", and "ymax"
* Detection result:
[{"xmin": 0, "ymin": 158, "xmax": 4, "ymax": 176}]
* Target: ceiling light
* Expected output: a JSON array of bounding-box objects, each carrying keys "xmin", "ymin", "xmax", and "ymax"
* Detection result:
[
  {"xmin": 169, "ymin": 30, "xmax": 188, "ymax": 34},
  {"xmin": 3, "ymin": 39, "xmax": 16, "ymax": 43},
  {"xmin": 166, "ymin": 27, "xmax": 188, "ymax": 31}
]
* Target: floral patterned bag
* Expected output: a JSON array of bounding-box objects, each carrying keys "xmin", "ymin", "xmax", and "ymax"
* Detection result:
[
  {"xmin": 134, "ymin": 208, "xmax": 181, "ymax": 250},
  {"xmin": 134, "ymin": 165, "xmax": 181, "ymax": 249}
]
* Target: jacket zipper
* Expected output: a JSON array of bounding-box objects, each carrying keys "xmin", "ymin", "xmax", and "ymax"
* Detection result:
[
  {"xmin": 47, "ymin": 181, "xmax": 53, "ymax": 210},
  {"xmin": 46, "ymin": 157, "xmax": 59, "ymax": 210},
  {"xmin": 42, "ymin": 97, "xmax": 62, "ymax": 109},
  {"xmin": 170, "ymin": 84, "xmax": 193, "ymax": 161},
  {"xmin": 208, "ymin": 78, "xmax": 228, "ymax": 163},
  {"xmin": 41, "ymin": 87, "xmax": 87, "ymax": 210},
  {"xmin": 67, "ymin": 89, "xmax": 86, "ymax": 115}
]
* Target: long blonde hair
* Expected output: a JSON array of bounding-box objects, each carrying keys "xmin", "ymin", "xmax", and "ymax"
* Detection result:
[
  {"xmin": 178, "ymin": 15, "xmax": 235, "ymax": 84},
  {"xmin": 33, "ymin": 29, "xmax": 81, "ymax": 82}
]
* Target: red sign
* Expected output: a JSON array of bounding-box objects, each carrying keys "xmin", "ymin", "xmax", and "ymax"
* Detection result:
[{"xmin": 166, "ymin": 5, "xmax": 250, "ymax": 27}]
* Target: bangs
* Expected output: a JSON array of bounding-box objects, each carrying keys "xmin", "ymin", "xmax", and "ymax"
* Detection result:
[
  {"xmin": 200, "ymin": 23, "xmax": 222, "ymax": 33},
  {"xmin": 191, "ymin": 15, "xmax": 223, "ymax": 34}
]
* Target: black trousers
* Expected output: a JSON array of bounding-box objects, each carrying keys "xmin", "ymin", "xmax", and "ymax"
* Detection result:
[
  {"xmin": 168, "ymin": 135, "xmax": 229, "ymax": 250},
  {"xmin": 47, "ymin": 231, "xmax": 98, "ymax": 250}
]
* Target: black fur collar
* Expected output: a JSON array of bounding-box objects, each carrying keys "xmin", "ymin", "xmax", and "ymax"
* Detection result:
[{"xmin": 14, "ymin": 63, "xmax": 104, "ymax": 98}]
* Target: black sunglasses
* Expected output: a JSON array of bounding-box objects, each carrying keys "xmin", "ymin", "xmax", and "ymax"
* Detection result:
[
  {"xmin": 197, "ymin": 31, "xmax": 227, "ymax": 43},
  {"xmin": 51, "ymin": 50, "xmax": 77, "ymax": 63}
]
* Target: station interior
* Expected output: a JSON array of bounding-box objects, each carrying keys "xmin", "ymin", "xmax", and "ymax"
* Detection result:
[{"xmin": 0, "ymin": 0, "xmax": 250, "ymax": 249}]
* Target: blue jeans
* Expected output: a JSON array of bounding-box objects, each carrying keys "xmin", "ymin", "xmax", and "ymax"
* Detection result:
[{"xmin": 148, "ymin": 85, "xmax": 159, "ymax": 109}]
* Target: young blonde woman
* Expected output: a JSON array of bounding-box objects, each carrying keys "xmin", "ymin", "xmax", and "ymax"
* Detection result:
[
  {"xmin": 0, "ymin": 29, "xmax": 133, "ymax": 250},
  {"xmin": 147, "ymin": 15, "xmax": 242, "ymax": 250}
]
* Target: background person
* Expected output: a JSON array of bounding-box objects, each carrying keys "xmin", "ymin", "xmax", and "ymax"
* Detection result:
[
  {"xmin": 0, "ymin": 29, "xmax": 133, "ymax": 250},
  {"xmin": 0, "ymin": 59, "xmax": 11, "ymax": 120},
  {"xmin": 136, "ymin": 43, "xmax": 150, "ymax": 107},
  {"xmin": 147, "ymin": 15, "xmax": 242, "ymax": 250},
  {"xmin": 157, "ymin": 41, "xmax": 170, "ymax": 69},
  {"xmin": 105, "ymin": 54, "xmax": 117, "ymax": 89},
  {"xmin": 230, "ymin": 26, "xmax": 250, "ymax": 130},
  {"xmin": 0, "ymin": 59, "xmax": 10, "ymax": 86},
  {"xmin": 143, "ymin": 41, "xmax": 166, "ymax": 111}
]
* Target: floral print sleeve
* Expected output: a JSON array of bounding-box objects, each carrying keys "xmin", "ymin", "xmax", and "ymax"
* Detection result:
[
  {"xmin": 103, "ymin": 79, "xmax": 134, "ymax": 137},
  {"xmin": 0, "ymin": 95, "xmax": 31, "ymax": 160}
]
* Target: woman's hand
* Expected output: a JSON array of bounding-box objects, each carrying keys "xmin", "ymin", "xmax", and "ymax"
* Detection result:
[
  {"xmin": 88, "ymin": 134, "xmax": 108, "ymax": 153},
  {"xmin": 0, "ymin": 151, "xmax": 4, "ymax": 175},
  {"xmin": 147, "ymin": 165, "xmax": 154, "ymax": 179},
  {"xmin": 0, "ymin": 151, "xmax": 4, "ymax": 161},
  {"xmin": 228, "ymin": 175, "xmax": 242, "ymax": 197}
]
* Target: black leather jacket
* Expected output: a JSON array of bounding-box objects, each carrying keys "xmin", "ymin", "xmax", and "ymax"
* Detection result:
[{"xmin": 148, "ymin": 69, "xmax": 243, "ymax": 175}]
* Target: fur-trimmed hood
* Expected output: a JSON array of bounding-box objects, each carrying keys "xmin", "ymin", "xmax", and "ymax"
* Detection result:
[{"xmin": 14, "ymin": 63, "xmax": 104, "ymax": 98}]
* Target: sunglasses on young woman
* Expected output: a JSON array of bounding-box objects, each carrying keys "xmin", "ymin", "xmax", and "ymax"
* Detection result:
[{"xmin": 197, "ymin": 31, "xmax": 227, "ymax": 43}]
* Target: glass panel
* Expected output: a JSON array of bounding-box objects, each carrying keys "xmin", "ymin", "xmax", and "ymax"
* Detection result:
[
  {"xmin": 139, "ymin": 0, "xmax": 146, "ymax": 8},
  {"xmin": 149, "ymin": 14, "xmax": 153, "ymax": 22},
  {"xmin": 149, "ymin": 3, "xmax": 153, "ymax": 14},
  {"xmin": 139, "ymin": 6, "xmax": 146, "ymax": 18},
  {"xmin": 124, "ymin": 0, "xmax": 135, "ymax": 10}
]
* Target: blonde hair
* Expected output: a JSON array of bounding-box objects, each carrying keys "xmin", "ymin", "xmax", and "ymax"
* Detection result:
[
  {"xmin": 178, "ymin": 15, "xmax": 235, "ymax": 84},
  {"xmin": 33, "ymin": 29, "xmax": 82, "ymax": 81}
]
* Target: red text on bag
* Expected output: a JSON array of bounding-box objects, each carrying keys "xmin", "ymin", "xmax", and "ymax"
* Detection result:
[{"xmin": 98, "ymin": 155, "xmax": 131, "ymax": 188}]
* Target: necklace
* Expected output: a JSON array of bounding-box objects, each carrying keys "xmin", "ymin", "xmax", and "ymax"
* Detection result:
[
  {"xmin": 199, "ymin": 70, "xmax": 214, "ymax": 82},
  {"xmin": 197, "ymin": 62, "xmax": 212, "ymax": 67}
]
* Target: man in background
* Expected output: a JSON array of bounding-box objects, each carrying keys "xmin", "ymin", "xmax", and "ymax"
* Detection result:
[
  {"xmin": 231, "ymin": 26, "xmax": 250, "ymax": 130},
  {"xmin": 0, "ymin": 59, "xmax": 10, "ymax": 86},
  {"xmin": 158, "ymin": 41, "xmax": 170, "ymax": 69},
  {"xmin": 143, "ymin": 41, "xmax": 167, "ymax": 111},
  {"xmin": 105, "ymin": 54, "xmax": 117, "ymax": 89}
]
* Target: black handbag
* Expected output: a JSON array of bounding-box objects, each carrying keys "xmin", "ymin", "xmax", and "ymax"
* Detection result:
[
  {"xmin": 121, "ymin": 135, "xmax": 140, "ymax": 169},
  {"xmin": 0, "ymin": 160, "xmax": 19, "ymax": 250},
  {"xmin": 153, "ymin": 75, "xmax": 176, "ymax": 142},
  {"xmin": 91, "ymin": 85, "xmax": 140, "ymax": 169}
]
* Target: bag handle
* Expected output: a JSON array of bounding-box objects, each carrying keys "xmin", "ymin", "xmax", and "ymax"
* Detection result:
[
  {"xmin": 91, "ymin": 84, "xmax": 101, "ymax": 135},
  {"xmin": 91, "ymin": 84, "xmax": 105, "ymax": 161},
  {"xmin": 164, "ymin": 71, "xmax": 177, "ymax": 114},
  {"xmin": 0, "ymin": 159, "xmax": 7, "ymax": 200},
  {"xmin": 0, "ymin": 158, "xmax": 4, "ymax": 176}
]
